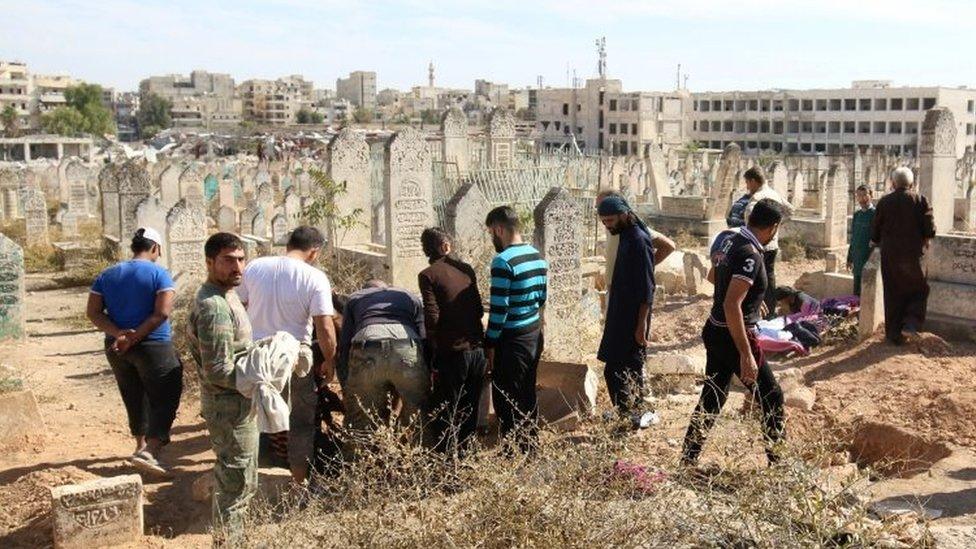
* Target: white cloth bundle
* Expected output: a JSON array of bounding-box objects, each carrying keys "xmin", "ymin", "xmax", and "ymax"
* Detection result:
[{"xmin": 235, "ymin": 331, "xmax": 300, "ymax": 433}]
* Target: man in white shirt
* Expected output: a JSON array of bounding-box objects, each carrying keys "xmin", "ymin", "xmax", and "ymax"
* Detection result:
[{"xmin": 237, "ymin": 226, "xmax": 336, "ymax": 485}]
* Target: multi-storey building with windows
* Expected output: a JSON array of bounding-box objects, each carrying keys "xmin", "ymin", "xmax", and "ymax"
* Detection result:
[
  {"xmin": 336, "ymin": 71, "xmax": 377, "ymax": 110},
  {"xmin": 239, "ymin": 75, "xmax": 314, "ymax": 125},
  {"xmin": 139, "ymin": 70, "xmax": 242, "ymax": 128},
  {"xmin": 689, "ymin": 81, "xmax": 976, "ymax": 157},
  {"xmin": 1, "ymin": 60, "xmax": 84, "ymax": 132}
]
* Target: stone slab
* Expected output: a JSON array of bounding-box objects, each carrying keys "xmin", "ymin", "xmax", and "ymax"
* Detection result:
[
  {"xmin": 0, "ymin": 390, "xmax": 45, "ymax": 442},
  {"xmin": 927, "ymin": 234, "xmax": 976, "ymax": 286},
  {"xmin": 535, "ymin": 361, "xmax": 598, "ymax": 418},
  {"xmin": 51, "ymin": 474, "xmax": 143, "ymax": 549}
]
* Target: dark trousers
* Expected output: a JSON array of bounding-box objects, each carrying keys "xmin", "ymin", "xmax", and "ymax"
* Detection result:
[
  {"xmin": 881, "ymin": 260, "xmax": 929, "ymax": 342},
  {"xmin": 681, "ymin": 323, "xmax": 785, "ymax": 465},
  {"xmin": 105, "ymin": 340, "xmax": 183, "ymax": 444},
  {"xmin": 762, "ymin": 249, "xmax": 778, "ymax": 317},
  {"xmin": 430, "ymin": 348, "xmax": 486, "ymax": 454},
  {"xmin": 603, "ymin": 346, "xmax": 647, "ymax": 414},
  {"xmin": 492, "ymin": 329, "xmax": 543, "ymax": 450}
]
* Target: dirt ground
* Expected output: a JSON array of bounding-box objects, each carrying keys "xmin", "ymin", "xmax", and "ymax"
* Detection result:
[{"xmin": 1, "ymin": 258, "xmax": 975, "ymax": 547}]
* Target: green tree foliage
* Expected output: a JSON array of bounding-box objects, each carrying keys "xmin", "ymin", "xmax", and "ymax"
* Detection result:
[
  {"xmin": 136, "ymin": 93, "xmax": 172, "ymax": 138},
  {"xmin": 296, "ymin": 108, "xmax": 312, "ymax": 124},
  {"xmin": 302, "ymin": 169, "xmax": 364, "ymax": 253},
  {"xmin": 420, "ymin": 109, "xmax": 439, "ymax": 125},
  {"xmin": 352, "ymin": 107, "xmax": 374, "ymax": 123},
  {"xmin": 310, "ymin": 111, "xmax": 324, "ymax": 124},
  {"xmin": 41, "ymin": 83, "xmax": 116, "ymax": 136},
  {"xmin": 1, "ymin": 105, "xmax": 19, "ymax": 137}
]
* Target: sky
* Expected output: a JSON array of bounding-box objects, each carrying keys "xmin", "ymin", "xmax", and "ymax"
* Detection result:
[{"xmin": 2, "ymin": 0, "xmax": 974, "ymax": 94}]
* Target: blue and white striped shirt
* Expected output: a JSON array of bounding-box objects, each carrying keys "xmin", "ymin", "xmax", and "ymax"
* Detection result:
[{"xmin": 486, "ymin": 243, "xmax": 548, "ymax": 345}]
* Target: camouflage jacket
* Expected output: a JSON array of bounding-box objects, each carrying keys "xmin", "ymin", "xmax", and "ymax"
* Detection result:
[{"xmin": 188, "ymin": 282, "xmax": 252, "ymax": 396}]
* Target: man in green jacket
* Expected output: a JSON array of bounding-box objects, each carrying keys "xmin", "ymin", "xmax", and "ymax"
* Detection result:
[
  {"xmin": 847, "ymin": 185, "xmax": 875, "ymax": 296},
  {"xmin": 188, "ymin": 232, "xmax": 254, "ymax": 539}
]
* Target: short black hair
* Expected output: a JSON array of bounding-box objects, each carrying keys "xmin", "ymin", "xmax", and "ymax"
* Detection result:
[
  {"xmin": 204, "ymin": 232, "xmax": 244, "ymax": 259},
  {"xmin": 855, "ymin": 184, "xmax": 872, "ymax": 193},
  {"xmin": 421, "ymin": 227, "xmax": 451, "ymax": 259},
  {"xmin": 130, "ymin": 229, "xmax": 157, "ymax": 254},
  {"xmin": 743, "ymin": 167, "xmax": 765, "ymax": 186},
  {"xmin": 287, "ymin": 225, "xmax": 325, "ymax": 252},
  {"xmin": 774, "ymin": 285, "xmax": 798, "ymax": 302},
  {"xmin": 747, "ymin": 198, "xmax": 783, "ymax": 229},
  {"xmin": 485, "ymin": 205, "xmax": 519, "ymax": 231}
]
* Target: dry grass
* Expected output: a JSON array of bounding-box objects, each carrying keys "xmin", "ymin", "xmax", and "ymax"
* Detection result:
[
  {"xmin": 779, "ymin": 237, "xmax": 808, "ymax": 263},
  {"xmin": 228, "ymin": 416, "xmax": 928, "ymax": 548},
  {"xmin": 672, "ymin": 229, "xmax": 701, "ymax": 251}
]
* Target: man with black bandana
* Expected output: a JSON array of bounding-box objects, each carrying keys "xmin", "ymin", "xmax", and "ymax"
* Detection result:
[
  {"xmin": 681, "ymin": 199, "xmax": 786, "ymax": 466},
  {"xmin": 596, "ymin": 195, "xmax": 675, "ymax": 428}
]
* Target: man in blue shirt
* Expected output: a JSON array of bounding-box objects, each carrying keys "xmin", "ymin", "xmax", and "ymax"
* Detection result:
[
  {"xmin": 484, "ymin": 206, "xmax": 548, "ymax": 452},
  {"xmin": 87, "ymin": 227, "xmax": 182, "ymax": 476}
]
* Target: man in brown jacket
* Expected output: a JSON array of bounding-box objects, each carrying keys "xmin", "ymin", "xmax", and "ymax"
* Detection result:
[
  {"xmin": 418, "ymin": 228, "xmax": 487, "ymax": 454},
  {"xmin": 871, "ymin": 167, "xmax": 936, "ymax": 344}
]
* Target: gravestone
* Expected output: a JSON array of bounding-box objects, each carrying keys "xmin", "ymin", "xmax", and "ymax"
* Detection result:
[
  {"xmin": 441, "ymin": 108, "xmax": 469, "ymax": 176},
  {"xmin": 791, "ymin": 172, "xmax": 806, "ymax": 210},
  {"xmin": 64, "ymin": 160, "xmax": 91, "ymax": 217},
  {"xmin": 0, "ymin": 233, "xmax": 25, "ymax": 342},
  {"xmin": 250, "ymin": 209, "xmax": 267, "ymax": 239},
  {"xmin": 21, "ymin": 186, "xmax": 49, "ymax": 246},
  {"xmin": 384, "ymin": 127, "xmax": 434, "ymax": 290},
  {"xmin": 705, "ymin": 143, "xmax": 741, "ymax": 220},
  {"xmin": 823, "ymin": 163, "xmax": 849, "ymax": 250},
  {"xmin": 134, "ymin": 196, "xmax": 169, "ymax": 270},
  {"xmin": 98, "ymin": 165, "xmax": 121, "ymax": 240},
  {"xmin": 51, "ymin": 474, "xmax": 143, "ymax": 549},
  {"xmin": 178, "ymin": 162, "xmax": 208, "ymax": 204},
  {"xmin": 644, "ymin": 144, "xmax": 671, "ymax": 213},
  {"xmin": 157, "ymin": 163, "xmax": 181, "ymax": 211},
  {"xmin": 165, "ymin": 199, "xmax": 207, "ymax": 290},
  {"xmin": 0, "ymin": 170, "xmax": 21, "ymax": 221},
  {"xmin": 256, "ymin": 182, "xmax": 273, "ymax": 208},
  {"xmin": 769, "ymin": 161, "xmax": 789, "ymax": 199},
  {"xmin": 217, "ymin": 206, "xmax": 237, "ymax": 233},
  {"xmin": 283, "ymin": 188, "xmax": 301, "ymax": 227},
  {"xmin": 218, "ymin": 178, "xmax": 235, "ymax": 210},
  {"xmin": 117, "ymin": 161, "xmax": 152, "ymax": 243},
  {"xmin": 486, "ymin": 109, "xmax": 516, "ymax": 169},
  {"xmin": 534, "ymin": 187, "xmax": 583, "ymax": 361},
  {"xmin": 446, "ymin": 183, "xmax": 494, "ymax": 300},
  {"xmin": 328, "ymin": 128, "xmax": 371, "ymax": 247},
  {"xmin": 271, "ymin": 214, "xmax": 288, "ymax": 245},
  {"xmin": 0, "ymin": 390, "xmax": 45, "ymax": 441},
  {"xmin": 859, "ymin": 248, "xmax": 884, "ymax": 340},
  {"xmin": 919, "ymin": 108, "xmax": 957, "ymax": 233}
]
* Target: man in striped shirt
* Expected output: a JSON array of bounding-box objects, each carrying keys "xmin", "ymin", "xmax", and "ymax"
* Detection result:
[{"xmin": 484, "ymin": 206, "xmax": 548, "ymax": 451}]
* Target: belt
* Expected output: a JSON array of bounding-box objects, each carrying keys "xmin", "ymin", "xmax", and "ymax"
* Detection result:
[{"xmin": 351, "ymin": 338, "xmax": 416, "ymax": 350}]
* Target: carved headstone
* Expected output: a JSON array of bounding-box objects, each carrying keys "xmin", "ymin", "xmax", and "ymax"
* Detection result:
[
  {"xmin": 384, "ymin": 128, "xmax": 434, "ymax": 290},
  {"xmin": 858, "ymin": 248, "xmax": 884, "ymax": 340},
  {"xmin": 486, "ymin": 109, "xmax": 516, "ymax": 169},
  {"xmin": 446, "ymin": 183, "xmax": 494, "ymax": 300},
  {"xmin": 250, "ymin": 209, "xmax": 267, "ymax": 239},
  {"xmin": 823, "ymin": 163, "xmax": 849, "ymax": 249},
  {"xmin": 165, "ymin": 199, "xmax": 207, "ymax": 290},
  {"xmin": 644, "ymin": 144, "xmax": 671, "ymax": 212},
  {"xmin": 791, "ymin": 171, "xmax": 806, "ymax": 210},
  {"xmin": 706, "ymin": 143, "xmax": 741, "ymax": 220},
  {"xmin": 533, "ymin": 187, "xmax": 583, "ymax": 361},
  {"xmin": 919, "ymin": 107, "xmax": 957, "ymax": 233},
  {"xmin": 769, "ymin": 161, "xmax": 789, "ymax": 200},
  {"xmin": 441, "ymin": 108, "xmax": 470, "ymax": 176},
  {"xmin": 0, "ymin": 233, "xmax": 25, "ymax": 342},
  {"xmin": 328, "ymin": 128, "xmax": 371, "ymax": 247},
  {"xmin": 283, "ymin": 188, "xmax": 301, "ymax": 228},
  {"xmin": 271, "ymin": 214, "xmax": 288, "ymax": 245},
  {"xmin": 117, "ymin": 161, "xmax": 152, "ymax": 244},
  {"xmin": 51, "ymin": 474, "xmax": 143, "ymax": 549},
  {"xmin": 217, "ymin": 206, "xmax": 237, "ymax": 233},
  {"xmin": 134, "ymin": 196, "xmax": 169, "ymax": 269},
  {"xmin": 98, "ymin": 165, "xmax": 120, "ymax": 240},
  {"xmin": 157, "ymin": 163, "xmax": 181, "ymax": 211},
  {"xmin": 21, "ymin": 186, "xmax": 49, "ymax": 246}
]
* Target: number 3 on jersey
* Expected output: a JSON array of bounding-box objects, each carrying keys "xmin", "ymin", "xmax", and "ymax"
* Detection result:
[{"xmin": 742, "ymin": 258, "xmax": 755, "ymax": 273}]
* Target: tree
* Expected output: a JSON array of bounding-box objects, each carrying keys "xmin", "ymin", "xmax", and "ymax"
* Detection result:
[
  {"xmin": 302, "ymin": 169, "xmax": 364, "ymax": 254},
  {"xmin": 309, "ymin": 112, "xmax": 324, "ymax": 124},
  {"xmin": 41, "ymin": 83, "xmax": 116, "ymax": 136},
  {"xmin": 420, "ymin": 109, "xmax": 439, "ymax": 125},
  {"xmin": 1, "ymin": 105, "xmax": 19, "ymax": 137},
  {"xmin": 136, "ymin": 93, "xmax": 172, "ymax": 138},
  {"xmin": 296, "ymin": 107, "xmax": 311, "ymax": 124},
  {"xmin": 352, "ymin": 107, "xmax": 374, "ymax": 123}
]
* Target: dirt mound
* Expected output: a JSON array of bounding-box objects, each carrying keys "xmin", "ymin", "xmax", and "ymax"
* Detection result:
[
  {"xmin": 0, "ymin": 465, "xmax": 98, "ymax": 547},
  {"xmin": 848, "ymin": 420, "xmax": 953, "ymax": 478}
]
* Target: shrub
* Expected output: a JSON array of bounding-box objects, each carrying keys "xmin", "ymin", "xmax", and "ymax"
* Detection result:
[{"xmin": 779, "ymin": 237, "xmax": 807, "ymax": 262}]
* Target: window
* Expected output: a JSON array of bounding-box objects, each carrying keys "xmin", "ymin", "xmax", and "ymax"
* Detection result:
[
  {"xmin": 540, "ymin": 121, "xmax": 550, "ymax": 131},
  {"xmin": 788, "ymin": 99, "xmax": 800, "ymax": 110},
  {"xmin": 844, "ymin": 98, "xmax": 857, "ymax": 111},
  {"xmin": 787, "ymin": 121, "xmax": 799, "ymax": 133},
  {"xmin": 968, "ymin": 124, "xmax": 974, "ymax": 136},
  {"xmin": 760, "ymin": 99, "xmax": 770, "ymax": 112},
  {"xmin": 749, "ymin": 100, "xmax": 759, "ymax": 111},
  {"xmin": 773, "ymin": 121, "xmax": 783, "ymax": 134},
  {"xmin": 923, "ymin": 97, "xmax": 936, "ymax": 109},
  {"xmin": 693, "ymin": 121, "xmax": 698, "ymax": 131},
  {"xmin": 631, "ymin": 141, "xmax": 638, "ymax": 155},
  {"xmin": 874, "ymin": 98, "xmax": 887, "ymax": 111},
  {"xmin": 969, "ymin": 100, "xmax": 975, "ymax": 113},
  {"xmin": 802, "ymin": 99, "xmax": 813, "ymax": 111},
  {"xmin": 577, "ymin": 104, "xmax": 581, "ymax": 112},
  {"xmin": 609, "ymin": 123, "xmax": 617, "ymax": 134},
  {"xmin": 712, "ymin": 100, "xmax": 721, "ymax": 111},
  {"xmin": 598, "ymin": 110, "xmax": 603, "ymax": 128},
  {"xmin": 788, "ymin": 143, "xmax": 799, "ymax": 153},
  {"xmin": 723, "ymin": 121, "xmax": 733, "ymax": 132},
  {"xmin": 760, "ymin": 120, "xmax": 770, "ymax": 133},
  {"xmin": 889, "ymin": 121, "xmax": 902, "ymax": 134},
  {"xmin": 801, "ymin": 143, "xmax": 812, "ymax": 153},
  {"xmin": 859, "ymin": 121, "xmax": 871, "ymax": 133},
  {"xmin": 711, "ymin": 121, "xmax": 721, "ymax": 132},
  {"xmin": 874, "ymin": 121, "xmax": 886, "ymax": 133},
  {"xmin": 563, "ymin": 125, "xmax": 570, "ymax": 135},
  {"xmin": 724, "ymin": 100, "xmax": 734, "ymax": 111},
  {"xmin": 801, "ymin": 121, "xmax": 813, "ymax": 133},
  {"xmin": 773, "ymin": 100, "xmax": 783, "ymax": 112},
  {"xmin": 844, "ymin": 121, "xmax": 856, "ymax": 133},
  {"xmin": 599, "ymin": 91, "xmax": 605, "ymax": 106},
  {"xmin": 890, "ymin": 98, "xmax": 903, "ymax": 110},
  {"xmin": 829, "ymin": 99, "xmax": 842, "ymax": 111},
  {"xmin": 816, "ymin": 99, "xmax": 827, "ymax": 111},
  {"xmin": 562, "ymin": 103, "xmax": 569, "ymax": 115},
  {"xmin": 631, "ymin": 124, "xmax": 637, "ymax": 135},
  {"xmin": 554, "ymin": 121, "xmax": 561, "ymax": 130},
  {"xmin": 620, "ymin": 124, "xmax": 628, "ymax": 135},
  {"xmin": 748, "ymin": 120, "xmax": 758, "ymax": 132},
  {"xmin": 906, "ymin": 97, "xmax": 919, "ymax": 110},
  {"xmin": 735, "ymin": 100, "xmax": 747, "ymax": 111},
  {"xmin": 859, "ymin": 98, "xmax": 871, "ymax": 111},
  {"xmin": 815, "ymin": 122, "xmax": 827, "ymax": 134},
  {"xmin": 905, "ymin": 122, "xmax": 919, "ymax": 134},
  {"xmin": 609, "ymin": 99, "xmax": 617, "ymax": 111},
  {"xmin": 577, "ymin": 126, "xmax": 582, "ymax": 134},
  {"xmin": 828, "ymin": 121, "xmax": 841, "ymax": 133}
]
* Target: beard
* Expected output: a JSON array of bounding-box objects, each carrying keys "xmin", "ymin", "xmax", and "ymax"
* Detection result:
[
  {"xmin": 607, "ymin": 225, "xmax": 622, "ymax": 235},
  {"xmin": 492, "ymin": 234, "xmax": 505, "ymax": 253}
]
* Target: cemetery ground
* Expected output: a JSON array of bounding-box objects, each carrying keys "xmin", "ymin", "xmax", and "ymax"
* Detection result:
[{"xmin": 1, "ymin": 260, "xmax": 975, "ymax": 547}]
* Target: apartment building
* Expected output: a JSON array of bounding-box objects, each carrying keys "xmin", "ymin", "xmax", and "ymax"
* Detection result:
[
  {"xmin": 239, "ymin": 75, "xmax": 314, "ymax": 125},
  {"xmin": 1, "ymin": 60, "xmax": 82, "ymax": 132},
  {"xmin": 534, "ymin": 78, "xmax": 689, "ymax": 154},
  {"xmin": 139, "ymin": 70, "xmax": 242, "ymax": 128},
  {"xmin": 689, "ymin": 81, "xmax": 976, "ymax": 157},
  {"xmin": 336, "ymin": 71, "xmax": 377, "ymax": 110}
]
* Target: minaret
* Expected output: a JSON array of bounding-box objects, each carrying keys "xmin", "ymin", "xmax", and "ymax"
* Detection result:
[{"xmin": 428, "ymin": 61, "xmax": 434, "ymax": 88}]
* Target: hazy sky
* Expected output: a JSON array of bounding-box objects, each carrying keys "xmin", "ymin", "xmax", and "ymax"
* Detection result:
[{"xmin": 2, "ymin": 0, "xmax": 974, "ymax": 93}]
